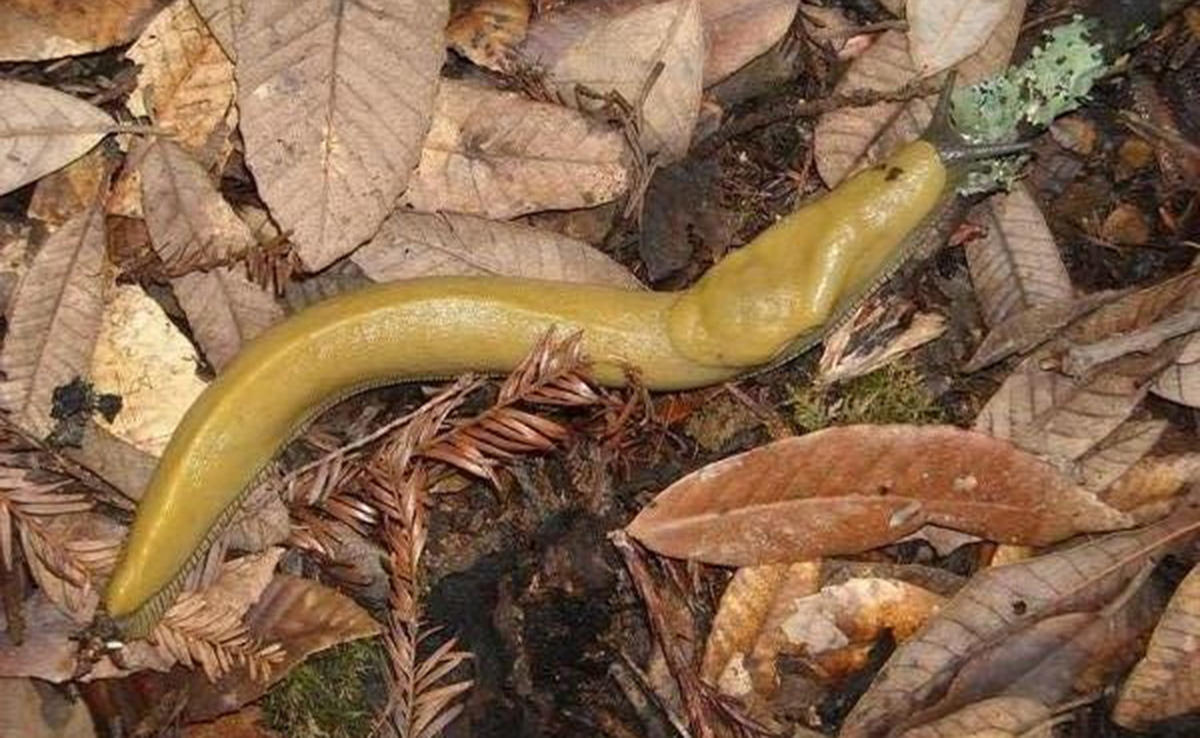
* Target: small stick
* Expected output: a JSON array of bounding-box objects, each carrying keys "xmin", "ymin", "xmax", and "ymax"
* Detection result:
[{"xmin": 1062, "ymin": 309, "xmax": 1200, "ymax": 376}]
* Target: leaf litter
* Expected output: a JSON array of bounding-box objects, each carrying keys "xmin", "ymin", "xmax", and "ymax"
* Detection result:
[{"xmin": 0, "ymin": 1, "xmax": 1199, "ymax": 736}]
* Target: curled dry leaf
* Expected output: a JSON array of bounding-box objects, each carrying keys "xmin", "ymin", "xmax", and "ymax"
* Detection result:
[
  {"xmin": 352, "ymin": 211, "xmax": 642, "ymax": 289},
  {"xmin": 90, "ymin": 283, "xmax": 208, "ymax": 457},
  {"xmin": 402, "ymin": 80, "xmax": 630, "ymax": 219},
  {"xmin": 0, "ymin": 204, "xmax": 108, "ymax": 438},
  {"xmin": 626, "ymin": 425, "xmax": 1129, "ymax": 566},
  {"xmin": 127, "ymin": 0, "xmax": 236, "ymax": 159},
  {"xmin": 814, "ymin": 0, "xmax": 1024, "ymax": 186},
  {"xmin": 818, "ymin": 298, "xmax": 947, "ymax": 385},
  {"xmin": 446, "ymin": 0, "xmax": 532, "ymax": 71},
  {"xmin": 183, "ymin": 574, "xmax": 381, "ymax": 721},
  {"xmin": 839, "ymin": 502, "xmax": 1200, "ymax": 738},
  {"xmin": 0, "ymin": 80, "xmax": 113, "ymax": 198},
  {"xmin": 236, "ymin": 0, "xmax": 447, "ymax": 271},
  {"xmin": 0, "ymin": 0, "xmax": 167, "ymax": 62},
  {"xmin": 173, "ymin": 266, "xmax": 284, "ymax": 371},
  {"xmin": 699, "ymin": 0, "xmax": 799, "ymax": 87},
  {"xmin": 907, "ymin": 0, "xmax": 1016, "ymax": 77},
  {"xmin": 1113, "ymin": 564, "xmax": 1200, "ymax": 729},
  {"xmin": 965, "ymin": 185, "xmax": 1074, "ymax": 331},
  {"xmin": 139, "ymin": 139, "xmax": 255, "ymax": 274},
  {"xmin": 520, "ymin": 0, "xmax": 704, "ymax": 159}
]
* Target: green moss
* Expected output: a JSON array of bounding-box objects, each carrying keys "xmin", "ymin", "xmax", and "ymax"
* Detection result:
[
  {"xmin": 261, "ymin": 637, "xmax": 387, "ymax": 738},
  {"xmin": 787, "ymin": 361, "xmax": 945, "ymax": 433}
]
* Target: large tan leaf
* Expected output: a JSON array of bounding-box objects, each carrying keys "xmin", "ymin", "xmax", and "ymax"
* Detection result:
[
  {"xmin": 183, "ymin": 575, "xmax": 381, "ymax": 721},
  {"xmin": 840, "ymin": 503, "xmax": 1200, "ymax": 738},
  {"xmin": 520, "ymin": 0, "xmax": 704, "ymax": 159},
  {"xmin": 127, "ymin": 0, "xmax": 236, "ymax": 158},
  {"xmin": 139, "ymin": 139, "xmax": 255, "ymax": 274},
  {"xmin": 899, "ymin": 696, "xmax": 1052, "ymax": 738},
  {"xmin": 813, "ymin": 0, "xmax": 1024, "ymax": 186},
  {"xmin": 0, "ymin": 205, "xmax": 108, "ymax": 438},
  {"xmin": 90, "ymin": 283, "xmax": 208, "ymax": 456},
  {"xmin": 173, "ymin": 266, "xmax": 284, "ymax": 371},
  {"xmin": 976, "ymin": 270, "xmax": 1200, "ymax": 466},
  {"xmin": 965, "ymin": 185, "xmax": 1074, "ymax": 329},
  {"xmin": 401, "ymin": 80, "xmax": 630, "ymax": 218},
  {"xmin": 0, "ymin": 0, "xmax": 167, "ymax": 62},
  {"xmin": 1113, "ymin": 564, "xmax": 1200, "ymax": 729},
  {"xmin": 626, "ymin": 425, "xmax": 1130, "ymax": 566},
  {"xmin": 236, "ymin": 0, "xmax": 447, "ymax": 271},
  {"xmin": 907, "ymin": 0, "xmax": 1016, "ymax": 77},
  {"xmin": 352, "ymin": 211, "xmax": 642, "ymax": 288},
  {"xmin": 699, "ymin": 0, "xmax": 798, "ymax": 87},
  {"xmin": 0, "ymin": 80, "xmax": 113, "ymax": 197}
]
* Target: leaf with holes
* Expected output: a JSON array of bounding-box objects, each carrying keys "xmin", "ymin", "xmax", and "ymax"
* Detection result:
[
  {"xmin": 352, "ymin": 211, "xmax": 641, "ymax": 288},
  {"xmin": 0, "ymin": 80, "xmax": 112, "ymax": 197},
  {"xmin": 236, "ymin": 0, "xmax": 447, "ymax": 270},
  {"xmin": 626, "ymin": 425, "xmax": 1129, "ymax": 566},
  {"xmin": 0, "ymin": 204, "xmax": 108, "ymax": 438},
  {"xmin": 401, "ymin": 80, "xmax": 630, "ymax": 218}
]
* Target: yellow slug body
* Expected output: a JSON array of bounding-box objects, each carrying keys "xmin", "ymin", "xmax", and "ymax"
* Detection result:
[{"xmin": 104, "ymin": 140, "xmax": 949, "ymax": 636}]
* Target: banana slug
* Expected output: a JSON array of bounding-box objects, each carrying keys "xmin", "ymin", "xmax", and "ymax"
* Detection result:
[{"xmin": 104, "ymin": 90, "xmax": 1023, "ymax": 638}]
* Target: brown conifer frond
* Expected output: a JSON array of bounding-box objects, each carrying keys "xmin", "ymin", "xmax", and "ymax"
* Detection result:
[{"xmin": 152, "ymin": 590, "xmax": 285, "ymax": 682}]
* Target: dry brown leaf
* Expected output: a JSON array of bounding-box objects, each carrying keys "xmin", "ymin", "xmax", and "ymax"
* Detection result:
[
  {"xmin": 0, "ymin": 0, "xmax": 167, "ymax": 62},
  {"xmin": 446, "ymin": 0, "xmax": 531, "ymax": 71},
  {"xmin": 1152, "ymin": 331, "xmax": 1200, "ymax": 408},
  {"xmin": 839, "ymin": 502, "xmax": 1200, "ymax": 738},
  {"xmin": 966, "ymin": 185, "xmax": 1074, "ymax": 330},
  {"xmin": 0, "ymin": 677, "xmax": 97, "ymax": 738},
  {"xmin": 183, "ymin": 574, "xmax": 381, "ymax": 721},
  {"xmin": 139, "ymin": 139, "xmax": 255, "ymax": 274},
  {"xmin": 236, "ymin": 0, "xmax": 447, "ymax": 271},
  {"xmin": 224, "ymin": 483, "xmax": 291, "ymax": 553},
  {"xmin": 352, "ymin": 211, "xmax": 642, "ymax": 288},
  {"xmin": 27, "ymin": 147, "xmax": 111, "ymax": 227},
  {"xmin": 1076, "ymin": 419, "xmax": 1169, "ymax": 494},
  {"xmin": 127, "ymin": 0, "xmax": 236, "ymax": 159},
  {"xmin": 64, "ymin": 421, "xmax": 158, "ymax": 500},
  {"xmin": 90, "ymin": 283, "xmax": 208, "ymax": 457},
  {"xmin": 626, "ymin": 425, "xmax": 1130, "ymax": 566},
  {"xmin": 1113, "ymin": 564, "xmax": 1200, "ymax": 729},
  {"xmin": 899, "ymin": 696, "xmax": 1053, "ymax": 738},
  {"xmin": 907, "ymin": 0, "xmax": 1016, "ymax": 77},
  {"xmin": 0, "ymin": 80, "xmax": 113, "ymax": 198},
  {"xmin": 402, "ymin": 80, "xmax": 630, "ymax": 218},
  {"xmin": 1103, "ymin": 452, "xmax": 1200, "ymax": 520},
  {"xmin": 0, "ymin": 593, "xmax": 88, "ymax": 682},
  {"xmin": 814, "ymin": 0, "xmax": 1024, "ymax": 186},
  {"xmin": 520, "ymin": 0, "xmax": 704, "ymax": 159},
  {"xmin": 0, "ymin": 204, "xmax": 108, "ymax": 438},
  {"xmin": 699, "ymin": 0, "xmax": 798, "ymax": 87},
  {"xmin": 173, "ymin": 266, "xmax": 284, "ymax": 371},
  {"xmin": 21, "ymin": 511, "xmax": 124, "ymax": 623},
  {"xmin": 189, "ymin": 0, "xmax": 242, "ymax": 60},
  {"xmin": 975, "ymin": 270, "xmax": 1200, "ymax": 467}
]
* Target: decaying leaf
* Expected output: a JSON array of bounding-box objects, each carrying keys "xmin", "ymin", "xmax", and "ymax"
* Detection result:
[
  {"xmin": 236, "ymin": 0, "xmax": 448, "ymax": 270},
  {"xmin": 27, "ymin": 147, "xmax": 111, "ymax": 227},
  {"xmin": 402, "ymin": 80, "xmax": 630, "ymax": 219},
  {"xmin": 139, "ymin": 139, "xmax": 255, "ymax": 274},
  {"xmin": 0, "ymin": 80, "xmax": 113, "ymax": 198},
  {"xmin": 975, "ymin": 270, "xmax": 1200, "ymax": 467},
  {"xmin": 127, "ymin": 0, "xmax": 236, "ymax": 159},
  {"xmin": 446, "ymin": 0, "xmax": 531, "ymax": 71},
  {"xmin": 0, "ymin": 0, "xmax": 168, "ymax": 62},
  {"xmin": 814, "ymin": 0, "xmax": 1024, "ymax": 186},
  {"xmin": 1076, "ymin": 419, "xmax": 1169, "ymax": 494},
  {"xmin": 626, "ymin": 425, "xmax": 1129, "ymax": 566},
  {"xmin": 90, "ymin": 283, "xmax": 208, "ymax": 457},
  {"xmin": 0, "ymin": 204, "xmax": 108, "ymax": 438},
  {"xmin": 1113, "ymin": 564, "xmax": 1200, "ymax": 729},
  {"xmin": 173, "ymin": 266, "xmax": 284, "ymax": 371},
  {"xmin": 183, "ymin": 574, "xmax": 381, "ymax": 721},
  {"xmin": 352, "ymin": 211, "xmax": 642, "ymax": 288},
  {"xmin": 189, "ymin": 0, "xmax": 242, "ymax": 60},
  {"xmin": 520, "ymin": 0, "xmax": 704, "ymax": 159},
  {"xmin": 898, "ymin": 696, "xmax": 1053, "ymax": 738},
  {"xmin": 65, "ymin": 422, "xmax": 158, "ymax": 501},
  {"xmin": 699, "ymin": 0, "xmax": 799, "ymax": 87},
  {"xmin": 907, "ymin": 0, "xmax": 1016, "ymax": 77},
  {"xmin": 966, "ymin": 185, "xmax": 1074, "ymax": 330},
  {"xmin": 840, "ymin": 502, "xmax": 1200, "ymax": 738},
  {"xmin": 1103, "ymin": 451, "xmax": 1200, "ymax": 522},
  {"xmin": 1152, "ymin": 331, "xmax": 1200, "ymax": 408},
  {"xmin": 818, "ymin": 298, "xmax": 947, "ymax": 385}
]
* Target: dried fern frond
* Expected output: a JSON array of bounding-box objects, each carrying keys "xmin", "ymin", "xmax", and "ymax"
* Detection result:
[{"xmin": 153, "ymin": 591, "xmax": 284, "ymax": 682}]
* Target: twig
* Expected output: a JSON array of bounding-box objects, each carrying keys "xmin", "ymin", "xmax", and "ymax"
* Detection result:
[{"xmin": 1062, "ymin": 308, "xmax": 1200, "ymax": 376}]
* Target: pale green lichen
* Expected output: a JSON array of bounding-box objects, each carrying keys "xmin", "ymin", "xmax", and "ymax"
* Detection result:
[{"xmin": 951, "ymin": 17, "xmax": 1107, "ymax": 191}]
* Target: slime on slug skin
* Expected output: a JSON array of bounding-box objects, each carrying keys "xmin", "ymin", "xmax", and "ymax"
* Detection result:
[{"xmin": 103, "ymin": 81, "xmax": 1028, "ymax": 637}]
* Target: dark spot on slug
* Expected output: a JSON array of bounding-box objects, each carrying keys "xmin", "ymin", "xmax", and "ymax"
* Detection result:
[
  {"xmin": 1011, "ymin": 600, "xmax": 1027, "ymax": 615},
  {"xmin": 885, "ymin": 167, "xmax": 904, "ymax": 181},
  {"xmin": 877, "ymin": 483, "xmax": 891, "ymax": 496}
]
